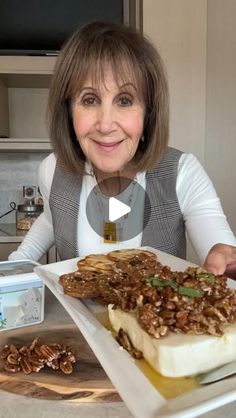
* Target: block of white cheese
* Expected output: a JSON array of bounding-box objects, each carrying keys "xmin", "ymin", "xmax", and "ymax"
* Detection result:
[
  {"xmin": 3, "ymin": 305, "xmax": 25, "ymax": 328},
  {"xmin": 108, "ymin": 304, "xmax": 236, "ymax": 377}
]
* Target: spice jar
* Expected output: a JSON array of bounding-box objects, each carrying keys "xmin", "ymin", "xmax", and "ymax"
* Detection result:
[{"xmin": 16, "ymin": 204, "xmax": 43, "ymax": 231}]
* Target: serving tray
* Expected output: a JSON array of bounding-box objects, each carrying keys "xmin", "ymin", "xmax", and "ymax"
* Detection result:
[{"xmin": 34, "ymin": 247, "xmax": 236, "ymax": 418}]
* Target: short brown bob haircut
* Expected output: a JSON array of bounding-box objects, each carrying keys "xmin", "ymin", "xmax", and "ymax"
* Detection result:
[{"xmin": 48, "ymin": 21, "xmax": 169, "ymax": 174}]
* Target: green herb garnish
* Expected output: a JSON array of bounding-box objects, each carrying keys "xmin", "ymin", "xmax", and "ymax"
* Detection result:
[
  {"xmin": 147, "ymin": 277, "xmax": 204, "ymax": 298},
  {"xmin": 196, "ymin": 272, "xmax": 216, "ymax": 284},
  {"xmin": 178, "ymin": 286, "xmax": 203, "ymax": 298},
  {"xmin": 147, "ymin": 277, "xmax": 178, "ymax": 290}
]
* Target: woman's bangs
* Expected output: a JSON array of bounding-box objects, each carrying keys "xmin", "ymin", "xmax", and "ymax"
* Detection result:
[
  {"xmin": 91, "ymin": 62, "xmax": 140, "ymax": 93},
  {"xmin": 72, "ymin": 49, "xmax": 144, "ymax": 98}
]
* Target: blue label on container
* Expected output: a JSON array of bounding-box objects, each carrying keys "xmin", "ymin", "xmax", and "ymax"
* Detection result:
[{"xmin": 0, "ymin": 281, "xmax": 43, "ymax": 294}]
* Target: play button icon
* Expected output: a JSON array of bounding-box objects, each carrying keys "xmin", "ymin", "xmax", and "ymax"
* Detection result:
[
  {"xmin": 109, "ymin": 197, "xmax": 131, "ymax": 222},
  {"xmin": 86, "ymin": 176, "xmax": 151, "ymax": 242}
]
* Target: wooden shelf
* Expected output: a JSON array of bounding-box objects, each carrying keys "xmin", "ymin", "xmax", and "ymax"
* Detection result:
[
  {"xmin": 0, "ymin": 138, "xmax": 51, "ymax": 152},
  {"xmin": 0, "ymin": 56, "xmax": 57, "ymax": 88},
  {"xmin": 0, "ymin": 56, "xmax": 56, "ymax": 150},
  {"xmin": 0, "ymin": 56, "xmax": 57, "ymax": 74}
]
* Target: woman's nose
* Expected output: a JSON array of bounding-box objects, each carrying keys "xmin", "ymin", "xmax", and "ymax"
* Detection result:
[{"xmin": 96, "ymin": 104, "xmax": 116, "ymax": 133}]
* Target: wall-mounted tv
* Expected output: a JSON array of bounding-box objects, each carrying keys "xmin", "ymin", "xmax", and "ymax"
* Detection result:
[{"xmin": 0, "ymin": 0, "xmax": 142, "ymax": 56}]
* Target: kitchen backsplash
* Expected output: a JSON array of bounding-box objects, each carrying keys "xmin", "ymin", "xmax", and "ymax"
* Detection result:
[{"xmin": 0, "ymin": 152, "xmax": 49, "ymax": 223}]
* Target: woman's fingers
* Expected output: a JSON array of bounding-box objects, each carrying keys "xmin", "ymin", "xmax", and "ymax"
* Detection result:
[
  {"xmin": 203, "ymin": 243, "xmax": 236, "ymax": 279},
  {"xmin": 224, "ymin": 262, "xmax": 236, "ymax": 280}
]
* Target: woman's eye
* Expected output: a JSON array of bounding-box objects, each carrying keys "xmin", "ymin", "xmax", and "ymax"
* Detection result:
[
  {"xmin": 118, "ymin": 95, "xmax": 133, "ymax": 106},
  {"xmin": 81, "ymin": 95, "xmax": 98, "ymax": 106}
]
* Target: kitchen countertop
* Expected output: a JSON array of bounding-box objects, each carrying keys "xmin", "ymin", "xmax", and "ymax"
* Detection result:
[
  {"xmin": 0, "ymin": 223, "xmax": 56, "ymax": 264},
  {"xmin": 0, "ymin": 288, "xmax": 236, "ymax": 418},
  {"xmin": 0, "ymin": 223, "xmax": 26, "ymax": 243}
]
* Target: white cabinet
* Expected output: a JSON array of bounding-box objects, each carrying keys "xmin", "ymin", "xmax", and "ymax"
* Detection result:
[{"xmin": 0, "ymin": 56, "xmax": 57, "ymax": 151}]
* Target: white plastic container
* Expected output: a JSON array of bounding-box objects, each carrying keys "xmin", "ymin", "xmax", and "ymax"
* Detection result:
[{"xmin": 0, "ymin": 260, "xmax": 44, "ymax": 331}]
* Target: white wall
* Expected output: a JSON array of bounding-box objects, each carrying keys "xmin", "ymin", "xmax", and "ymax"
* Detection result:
[
  {"xmin": 206, "ymin": 0, "xmax": 236, "ymax": 233},
  {"xmin": 143, "ymin": 0, "xmax": 236, "ymax": 261},
  {"xmin": 8, "ymin": 88, "xmax": 48, "ymax": 138},
  {"xmin": 143, "ymin": 0, "xmax": 207, "ymax": 162}
]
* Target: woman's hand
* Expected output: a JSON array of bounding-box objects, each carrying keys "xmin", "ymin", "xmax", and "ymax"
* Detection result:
[{"xmin": 203, "ymin": 243, "xmax": 236, "ymax": 280}]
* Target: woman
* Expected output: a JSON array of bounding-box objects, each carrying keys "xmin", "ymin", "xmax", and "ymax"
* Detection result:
[{"xmin": 9, "ymin": 21, "xmax": 236, "ymax": 278}]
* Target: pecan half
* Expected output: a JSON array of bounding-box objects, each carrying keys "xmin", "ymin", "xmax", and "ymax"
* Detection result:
[
  {"xmin": 116, "ymin": 328, "xmax": 143, "ymax": 360},
  {"xmin": 4, "ymin": 362, "xmax": 21, "ymax": 373},
  {"xmin": 59, "ymin": 359, "xmax": 73, "ymax": 374},
  {"xmin": 20, "ymin": 357, "xmax": 32, "ymax": 374},
  {"xmin": 0, "ymin": 338, "xmax": 77, "ymax": 375},
  {"xmin": 0, "ymin": 345, "xmax": 10, "ymax": 359}
]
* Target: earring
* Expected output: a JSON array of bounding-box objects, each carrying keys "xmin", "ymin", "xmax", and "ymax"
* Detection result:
[{"xmin": 140, "ymin": 135, "xmax": 145, "ymax": 143}]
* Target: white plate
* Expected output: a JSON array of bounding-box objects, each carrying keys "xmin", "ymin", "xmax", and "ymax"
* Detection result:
[{"xmin": 34, "ymin": 247, "xmax": 236, "ymax": 418}]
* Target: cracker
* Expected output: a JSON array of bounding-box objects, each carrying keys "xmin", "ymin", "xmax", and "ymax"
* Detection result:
[
  {"xmin": 107, "ymin": 248, "xmax": 157, "ymax": 262},
  {"xmin": 77, "ymin": 253, "xmax": 115, "ymax": 272}
]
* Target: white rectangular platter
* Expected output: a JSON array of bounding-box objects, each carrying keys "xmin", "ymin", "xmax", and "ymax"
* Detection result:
[{"xmin": 34, "ymin": 247, "xmax": 236, "ymax": 418}]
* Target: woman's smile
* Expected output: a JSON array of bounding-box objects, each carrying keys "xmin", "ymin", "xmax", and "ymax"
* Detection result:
[{"xmin": 92, "ymin": 138, "xmax": 125, "ymax": 153}]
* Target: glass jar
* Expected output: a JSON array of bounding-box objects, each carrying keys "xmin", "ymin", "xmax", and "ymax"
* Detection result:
[{"xmin": 16, "ymin": 204, "xmax": 43, "ymax": 231}]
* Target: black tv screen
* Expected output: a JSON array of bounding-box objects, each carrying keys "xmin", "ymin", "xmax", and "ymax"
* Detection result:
[{"xmin": 0, "ymin": 0, "xmax": 135, "ymax": 56}]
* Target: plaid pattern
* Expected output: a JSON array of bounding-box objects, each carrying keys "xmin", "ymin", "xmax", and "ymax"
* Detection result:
[
  {"xmin": 49, "ymin": 147, "xmax": 186, "ymax": 260},
  {"xmin": 49, "ymin": 164, "xmax": 83, "ymax": 260}
]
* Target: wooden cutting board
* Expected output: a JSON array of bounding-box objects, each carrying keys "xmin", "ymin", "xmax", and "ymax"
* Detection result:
[{"xmin": 0, "ymin": 323, "xmax": 121, "ymax": 402}]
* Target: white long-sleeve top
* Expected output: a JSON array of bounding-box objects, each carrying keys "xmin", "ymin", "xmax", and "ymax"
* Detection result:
[{"xmin": 9, "ymin": 152, "xmax": 236, "ymax": 264}]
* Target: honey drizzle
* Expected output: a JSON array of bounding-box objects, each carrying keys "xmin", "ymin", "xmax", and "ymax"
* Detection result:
[{"xmin": 95, "ymin": 311, "xmax": 199, "ymax": 399}]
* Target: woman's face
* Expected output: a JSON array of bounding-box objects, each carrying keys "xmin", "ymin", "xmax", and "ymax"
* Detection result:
[{"xmin": 71, "ymin": 67, "xmax": 145, "ymax": 175}]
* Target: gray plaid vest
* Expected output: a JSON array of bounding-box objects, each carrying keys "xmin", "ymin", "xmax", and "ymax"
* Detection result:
[{"xmin": 49, "ymin": 147, "xmax": 186, "ymax": 260}]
